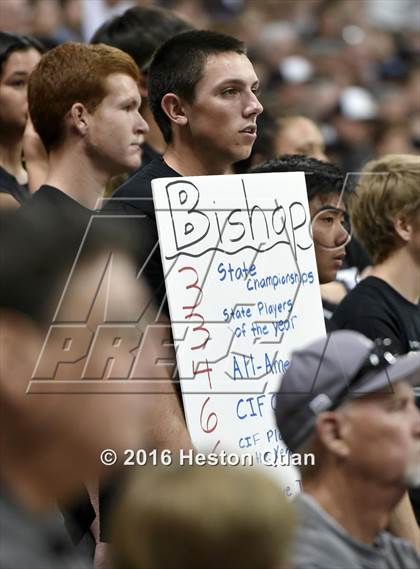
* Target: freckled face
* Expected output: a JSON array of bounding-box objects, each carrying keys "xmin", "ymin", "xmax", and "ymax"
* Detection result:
[{"xmin": 85, "ymin": 73, "xmax": 149, "ymax": 176}]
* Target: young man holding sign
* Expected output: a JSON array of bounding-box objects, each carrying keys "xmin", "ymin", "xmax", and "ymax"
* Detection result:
[{"xmin": 108, "ymin": 30, "xmax": 263, "ymax": 309}]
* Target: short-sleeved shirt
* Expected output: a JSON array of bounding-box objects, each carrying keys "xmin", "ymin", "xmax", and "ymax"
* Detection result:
[
  {"xmin": 292, "ymin": 493, "xmax": 420, "ymax": 569},
  {"xmin": 332, "ymin": 276, "xmax": 420, "ymax": 355},
  {"xmin": 105, "ymin": 157, "xmax": 180, "ymax": 312},
  {"xmin": 0, "ymin": 486, "xmax": 91, "ymax": 569}
]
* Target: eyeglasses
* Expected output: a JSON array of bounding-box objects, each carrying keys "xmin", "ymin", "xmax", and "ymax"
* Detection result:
[{"xmin": 310, "ymin": 206, "xmax": 352, "ymax": 249}]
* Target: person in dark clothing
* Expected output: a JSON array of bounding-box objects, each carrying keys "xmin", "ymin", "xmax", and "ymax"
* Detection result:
[
  {"xmin": 91, "ymin": 5, "xmax": 193, "ymax": 171},
  {"xmin": 333, "ymin": 154, "xmax": 420, "ymax": 356},
  {"xmin": 102, "ymin": 31, "xmax": 263, "ymax": 542},
  {"xmin": 26, "ymin": 41, "xmax": 191, "ymax": 564},
  {"xmin": 28, "ymin": 42, "xmax": 149, "ymax": 210},
  {"xmin": 107, "ymin": 30, "xmax": 263, "ymax": 312},
  {"xmin": 0, "ymin": 32, "xmax": 44, "ymax": 208},
  {"xmin": 0, "ymin": 203, "xmax": 162, "ymax": 569}
]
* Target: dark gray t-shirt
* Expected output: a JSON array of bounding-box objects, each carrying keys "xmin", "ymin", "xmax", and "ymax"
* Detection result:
[
  {"xmin": 0, "ymin": 487, "xmax": 91, "ymax": 569},
  {"xmin": 293, "ymin": 494, "xmax": 420, "ymax": 569}
]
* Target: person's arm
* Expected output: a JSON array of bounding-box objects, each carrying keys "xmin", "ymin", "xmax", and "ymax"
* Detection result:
[
  {"xmin": 136, "ymin": 316, "xmax": 193, "ymax": 450},
  {"xmin": 97, "ymin": 312, "xmax": 193, "ymax": 545}
]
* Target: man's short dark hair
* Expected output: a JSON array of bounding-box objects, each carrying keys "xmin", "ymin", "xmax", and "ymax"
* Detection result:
[
  {"xmin": 148, "ymin": 30, "xmax": 246, "ymax": 144},
  {"xmin": 90, "ymin": 6, "xmax": 193, "ymax": 72},
  {"xmin": 250, "ymin": 155, "xmax": 352, "ymax": 202}
]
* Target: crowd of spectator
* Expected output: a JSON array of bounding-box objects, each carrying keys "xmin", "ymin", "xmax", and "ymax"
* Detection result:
[{"xmin": 1, "ymin": 0, "xmax": 419, "ymax": 173}]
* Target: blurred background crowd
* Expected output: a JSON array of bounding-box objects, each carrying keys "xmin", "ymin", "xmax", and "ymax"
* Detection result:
[{"xmin": 1, "ymin": 0, "xmax": 419, "ymax": 173}]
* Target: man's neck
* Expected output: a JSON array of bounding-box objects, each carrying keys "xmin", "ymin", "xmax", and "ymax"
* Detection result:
[
  {"xmin": 45, "ymin": 144, "xmax": 109, "ymax": 210},
  {"xmin": 164, "ymin": 144, "xmax": 230, "ymax": 177},
  {"xmin": 370, "ymin": 248, "xmax": 420, "ymax": 304},
  {"xmin": 304, "ymin": 473, "xmax": 403, "ymax": 544}
]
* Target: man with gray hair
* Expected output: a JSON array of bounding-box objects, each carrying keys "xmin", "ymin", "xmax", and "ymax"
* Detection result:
[{"xmin": 276, "ymin": 330, "xmax": 420, "ymax": 568}]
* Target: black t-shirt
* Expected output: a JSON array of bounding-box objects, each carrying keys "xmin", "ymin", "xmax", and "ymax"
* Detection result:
[
  {"xmin": 111, "ymin": 156, "xmax": 179, "ymax": 218},
  {"xmin": 332, "ymin": 276, "xmax": 420, "ymax": 355},
  {"xmin": 18, "ymin": 185, "xmax": 95, "ymax": 544},
  {"xmin": 28, "ymin": 184, "xmax": 91, "ymax": 216},
  {"xmin": 21, "ymin": 184, "xmax": 165, "ymax": 544},
  {"xmin": 105, "ymin": 157, "xmax": 180, "ymax": 312},
  {"xmin": 22, "ymin": 185, "xmax": 102, "ymax": 268},
  {"xmin": 27, "ymin": 184, "xmax": 156, "ymax": 274},
  {"xmin": 0, "ymin": 166, "xmax": 29, "ymax": 205}
]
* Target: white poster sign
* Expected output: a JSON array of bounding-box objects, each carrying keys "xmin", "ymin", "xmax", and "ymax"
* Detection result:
[{"xmin": 153, "ymin": 172, "xmax": 325, "ymax": 494}]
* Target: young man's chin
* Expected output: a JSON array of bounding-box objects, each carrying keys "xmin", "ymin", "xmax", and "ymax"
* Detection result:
[
  {"xmin": 113, "ymin": 158, "xmax": 142, "ymax": 177},
  {"xmin": 231, "ymin": 149, "xmax": 253, "ymax": 165},
  {"xmin": 319, "ymin": 271, "xmax": 337, "ymax": 285}
]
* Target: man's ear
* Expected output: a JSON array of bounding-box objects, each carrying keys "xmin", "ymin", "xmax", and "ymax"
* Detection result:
[
  {"xmin": 315, "ymin": 411, "xmax": 350, "ymax": 458},
  {"xmin": 160, "ymin": 93, "xmax": 188, "ymax": 127},
  {"xmin": 68, "ymin": 102, "xmax": 90, "ymax": 136},
  {"xmin": 394, "ymin": 214, "xmax": 413, "ymax": 244}
]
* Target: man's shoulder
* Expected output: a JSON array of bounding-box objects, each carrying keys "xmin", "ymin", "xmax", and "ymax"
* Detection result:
[
  {"xmin": 334, "ymin": 275, "xmax": 418, "ymax": 325},
  {"xmin": 333, "ymin": 277, "xmax": 392, "ymax": 321},
  {"xmin": 342, "ymin": 276, "xmax": 388, "ymax": 299},
  {"xmin": 293, "ymin": 535, "xmax": 420, "ymax": 569},
  {"xmin": 293, "ymin": 494, "xmax": 420, "ymax": 569},
  {"xmin": 378, "ymin": 531, "xmax": 420, "ymax": 566},
  {"xmin": 19, "ymin": 185, "xmax": 92, "ymax": 227},
  {"xmin": 293, "ymin": 495, "xmax": 361, "ymax": 568},
  {"xmin": 0, "ymin": 488, "xmax": 91, "ymax": 569},
  {"xmin": 113, "ymin": 158, "xmax": 179, "ymax": 200},
  {"xmin": 27, "ymin": 184, "xmax": 62, "ymax": 205}
]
